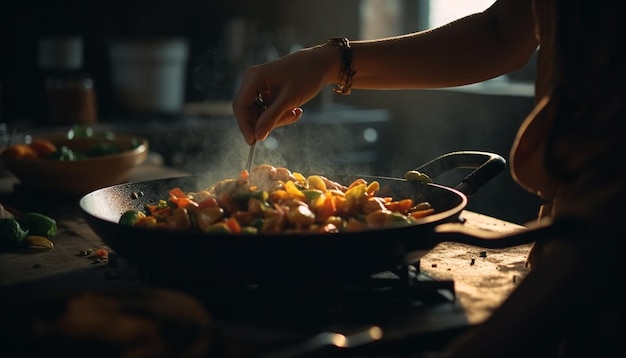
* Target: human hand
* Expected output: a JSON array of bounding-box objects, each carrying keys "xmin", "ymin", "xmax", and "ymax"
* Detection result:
[{"xmin": 232, "ymin": 45, "xmax": 336, "ymax": 144}]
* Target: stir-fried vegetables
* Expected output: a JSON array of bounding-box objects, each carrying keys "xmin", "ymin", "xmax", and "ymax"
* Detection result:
[{"xmin": 119, "ymin": 164, "xmax": 436, "ymax": 235}]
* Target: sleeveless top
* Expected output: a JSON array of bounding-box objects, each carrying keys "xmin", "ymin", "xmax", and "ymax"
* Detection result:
[
  {"xmin": 513, "ymin": 0, "xmax": 626, "ymax": 230},
  {"xmin": 509, "ymin": 0, "xmax": 558, "ymax": 218}
]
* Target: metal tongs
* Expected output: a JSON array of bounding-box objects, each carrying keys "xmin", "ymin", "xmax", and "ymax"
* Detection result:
[
  {"xmin": 245, "ymin": 141, "xmax": 256, "ymax": 173},
  {"xmin": 245, "ymin": 92, "xmax": 268, "ymax": 172}
]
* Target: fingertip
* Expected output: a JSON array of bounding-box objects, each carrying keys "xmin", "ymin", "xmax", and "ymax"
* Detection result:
[
  {"xmin": 246, "ymin": 133, "xmax": 256, "ymax": 145},
  {"xmin": 256, "ymin": 129, "xmax": 269, "ymax": 142}
]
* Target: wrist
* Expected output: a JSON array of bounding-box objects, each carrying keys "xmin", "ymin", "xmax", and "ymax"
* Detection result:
[
  {"xmin": 307, "ymin": 42, "xmax": 342, "ymax": 88},
  {"xmin": 323, "ymin": 37, "xmax": 356, "ymax": 95}
]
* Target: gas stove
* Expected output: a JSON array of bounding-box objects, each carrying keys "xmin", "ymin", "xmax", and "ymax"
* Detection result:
[
  {"xmin": 0, "ymin": 156, "xmax": 531, "ymax": 358},
  {"xmin": 135, "ymin": 260, "xmax": 471, "ymax": 357}
]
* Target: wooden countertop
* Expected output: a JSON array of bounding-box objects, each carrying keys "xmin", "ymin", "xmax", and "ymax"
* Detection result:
[
  {"xmin": 420, "ymin": 213, "xmax": 531, "ymax": 324},
  {"xmin": 0, "ymin": 161, "xmax": 532, "ymax": 328}
]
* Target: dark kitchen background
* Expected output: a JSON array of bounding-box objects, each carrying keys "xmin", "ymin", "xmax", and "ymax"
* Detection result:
[{"xmin": 0, "ymin": 0, "xmax": 542, "ymax": 224}]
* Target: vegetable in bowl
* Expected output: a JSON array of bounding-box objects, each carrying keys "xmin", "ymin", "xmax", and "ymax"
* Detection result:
[
  {"xmin": 3, "ymin": 126, "xmax": 143, "ymax": 161},
  {"xmin": 0, "ymin": 126, "xmax": 149, "ymax": 195}
]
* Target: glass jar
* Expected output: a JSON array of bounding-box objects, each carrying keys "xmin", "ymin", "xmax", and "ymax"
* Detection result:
[
  {"xmin": 45, "ymin": 70, "xmax": 97, "ymax": 124},
  {"xmin": 39, "ymin": 36, "xmax": 98, "ymax": 125}
]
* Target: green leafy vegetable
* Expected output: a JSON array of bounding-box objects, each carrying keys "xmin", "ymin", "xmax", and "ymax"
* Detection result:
[
  {"xmin": 0, "ymin": 218, "xmax": 28, "ymax": 249},
  {"xmin": 20, "ymin": 212, "xmax": 57, "ymax": 237}
]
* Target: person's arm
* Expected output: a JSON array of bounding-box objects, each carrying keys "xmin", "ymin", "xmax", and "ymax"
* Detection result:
[
  {"xmin": 233, "ymin": 0, "xmax": 539, "ymax": 144},
  {"xmin": 349, "ymin": 0, "xmax": 539, "ymax": 89}
]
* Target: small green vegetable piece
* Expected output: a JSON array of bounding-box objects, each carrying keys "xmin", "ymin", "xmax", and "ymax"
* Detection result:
[
  {"xmin": 119, "ymin": 210, "xmax": 146, "ymax": 226},
  {"xmin": 387, "ymin": 212, "xmax": 412, "ymax": 224},
  {"xmin": 130, "ymin": 138, "xmax": 141, "ymax": 149},
  {"xmin": 20, "ymin": 212, "xmax": 57, "ymax": 237},
  {"xmin": 0, "ymin": 218, "xmax": 28, "ymax": 249},
  {"xmin": 235, "ymin": 190, "xmax": 269, "ymax": 206},
  {"xmin": 87, "ymin": 143, "xmax": 120, "ymax": 157},
  {"xmin": 50, "ymin": 146, "xmax": 78, "ymax": 161},
  {"xmin": 240, "ymin": 226, "xmax": 259, "ymax": 235},
  {"xmin": 67, "ymin": 125, "xmax": 95, "ymax": 139},
  {"xmin": 302, "ymin": 189, "xmax": 324, "ymax": 202},
  {"xmin": 404, "ymin": 170, "xmax": 433, "ymax": 183},
  {"xmin": 204, "ymin": 222, "xmax": 232, "ymax": 234}
]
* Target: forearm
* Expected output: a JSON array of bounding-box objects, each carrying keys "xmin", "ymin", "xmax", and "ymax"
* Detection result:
[{"xmin": 336, "ymin": 0, "xmax": 538, "ymax": 90}]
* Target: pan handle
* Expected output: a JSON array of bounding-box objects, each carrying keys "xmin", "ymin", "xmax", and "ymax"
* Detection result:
[
  {"xmin": 430, "ymin": 217, "xmax": 584, "ymax": 249},
  {"xmin": 412, "ymin": 151, "xmax": 506, "ymax": 196}
]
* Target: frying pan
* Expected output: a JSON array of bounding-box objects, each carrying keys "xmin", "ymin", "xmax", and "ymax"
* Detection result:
[{"xmin": 79, "ymin": 151, "xmax": 554, "ymax": 288}]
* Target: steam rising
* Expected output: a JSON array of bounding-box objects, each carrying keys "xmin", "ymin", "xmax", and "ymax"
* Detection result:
[
  {"xmin": 183, "ymin": 19, "xmax": 386, "ymax": 186},
  {"xmin": 178, "ymin": 111, "xmax": 372, "ymax": 188}
]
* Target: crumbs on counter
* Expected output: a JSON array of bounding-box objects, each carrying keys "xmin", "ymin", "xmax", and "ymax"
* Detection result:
[
  {"xmin": 77, "ymin": 249, "xmax": 93, "ymax": 256},
  {"xmin": 94, "ymin": 248, "xmax": 108, "ymax": 259},
  {"xmin": 77, "ymin": 248, "xmax": 109, "ymax": 264}
]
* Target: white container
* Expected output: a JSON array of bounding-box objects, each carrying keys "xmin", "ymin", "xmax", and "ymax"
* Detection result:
[
  {"xmin": 38, "ymin": 36, "xmax": 84, "ymax": 70},
  {"xmin": 109, "ymin": 38, "xmax": 189, "ymax": 114}
]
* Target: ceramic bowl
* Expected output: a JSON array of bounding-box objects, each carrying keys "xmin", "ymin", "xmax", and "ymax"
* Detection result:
[{"xmin": 2, "ymin": 132, "xmax": 149, "ymax": 195}]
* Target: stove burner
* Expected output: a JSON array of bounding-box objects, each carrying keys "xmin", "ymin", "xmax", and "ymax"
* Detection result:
[
  {"xmin": 194, "ymin": 263, "xmax": 456, "ymax": 327},
  {"xmin": 195, "ymin": 262, "xmax": 465, "ymax": 357},
  {"xmin": 111, "ymin": 255, "xmax": 467, "ymax": 356}
]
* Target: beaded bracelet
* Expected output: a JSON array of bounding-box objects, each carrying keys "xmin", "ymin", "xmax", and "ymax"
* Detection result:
[{"xmin": 325, "ymin": 37, "xmax": 356, "ymax": 95}]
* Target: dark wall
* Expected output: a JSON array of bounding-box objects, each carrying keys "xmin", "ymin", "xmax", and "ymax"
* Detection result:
[
  {"xmin": 0, "ymin": 0, "xmax": 279, "ymax": 124},
  {"xmin": 0, "ymin": 0, "xmax": 541, "ymax": 223}
]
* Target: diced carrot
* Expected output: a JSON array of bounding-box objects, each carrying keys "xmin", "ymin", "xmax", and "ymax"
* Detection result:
[
  {"xmin": 151, "ymin": 207, "xmax": 172, "ymax": 218},
  {"xmin": 317, "ymin": 194, "xmax": 337, "ymax": 222},
  {"xmin": 197, "ymin": 197, "xmax": 219, "ymax": 209},
  {"xmin": 30, "ymin": 138, "xmax": 57, "ymax": 158},
  {"xmin": 3, "ymin": 144, "xmax": 37, "ymax": 159},
  {"xmin": 175, "ymin": 197, "xmax": 199, "ymax": 209},
  {"xmin": 169, "ymin": 187, "xmax": 187, "ymax": 199},
  {"xmin": 225, "ymin": 217, "xmax": 242, "ymax": 234},
  {"xmin": 135, "ymin": 216, "xmax": 158, "ymax": 228},
  {"xmin": 385, "ymin": 199, "xmax": 414, "ymax": 214},
  {"xmin": 409, "ymin": 208, "xmax": 436, "ymax": 219}
]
